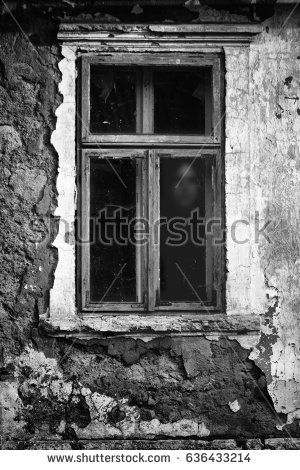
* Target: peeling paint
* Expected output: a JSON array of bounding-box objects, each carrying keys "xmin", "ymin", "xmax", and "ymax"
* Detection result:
[
  {"xmin": 0, "ymin": 3, "xmax": 300, "ymax": 448},
  {"xmin": 248, "ymin": 8, "xmax": 300, "ymax": 423}
]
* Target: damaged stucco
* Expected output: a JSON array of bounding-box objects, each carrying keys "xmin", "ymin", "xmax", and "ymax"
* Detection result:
[
  {"xmin": 248, "ymin": 7, "xmax": 300, "ymax": 425},
  {"xmin": 0, "ymin": 2, "xmax": 300, "ymax": 448},
  {"xmin": 0, "ymin": 337, "xmax": 283, "ymax": 446},
  {"xmin": 49, "ymin": 44, "xmax": 76, "ymax": 321}
]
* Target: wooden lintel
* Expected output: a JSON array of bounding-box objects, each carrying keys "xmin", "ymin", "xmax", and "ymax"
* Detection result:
[{"xmin": 58, "ymin": 22, "xmax": 263, "ymax": 46}]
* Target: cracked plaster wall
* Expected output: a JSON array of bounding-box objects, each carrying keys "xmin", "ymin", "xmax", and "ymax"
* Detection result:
[
  {"xmin": 248, "ymin": 7, "xmax": 300, "ymax": 426},
  {"xmin": 0, "ymin": 3, "xmax": 300, "ymax": 448}
]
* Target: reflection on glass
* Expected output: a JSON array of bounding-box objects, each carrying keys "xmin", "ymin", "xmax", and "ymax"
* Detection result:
[
  {"xmin": 160, "ymin": 158, "xmax": 206, "ymax": 302},
  {"xmin": 90, "ymin": 158, "xmax": 136, "ymax": 302},
  {"xmin": 154, "ymin": 68, "xmax": 212, "ymax": 135},
  {"xmin": 90, "ymin": 66, "xmax": 137, "ymax": 133}
]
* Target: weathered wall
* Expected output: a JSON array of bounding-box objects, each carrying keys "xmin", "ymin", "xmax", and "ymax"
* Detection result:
[
  {"xmin": 0, "ymin": 3, "xmax": 300, "ymax": 449},
  {"xmin": 249, "ymin": 6, "xmax": 300, "ymax": 426}
]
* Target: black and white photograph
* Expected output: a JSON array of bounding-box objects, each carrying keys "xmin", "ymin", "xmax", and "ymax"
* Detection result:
[{"xmin": 0, "ymin": 0, "xmax": 299, "ymax": 466}]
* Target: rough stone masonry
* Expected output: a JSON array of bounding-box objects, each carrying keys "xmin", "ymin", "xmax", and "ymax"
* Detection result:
[{"xmin": 0, "ymin": 1, "xmax": 300, "ymax": 450}]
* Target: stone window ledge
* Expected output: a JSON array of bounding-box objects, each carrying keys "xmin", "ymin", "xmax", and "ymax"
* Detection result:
[{"xmin": 40, "ymin": 313, "xmax": 260, "ymax": 339}]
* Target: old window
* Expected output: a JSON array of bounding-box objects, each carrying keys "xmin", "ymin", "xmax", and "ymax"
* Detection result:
[
  {"xmin": 49, "ymin": 23, "xmax": 263, "ymax": 335},
  {"xmin": 78, "ymin": 55, "xmax": 224, "ymax": 313}
]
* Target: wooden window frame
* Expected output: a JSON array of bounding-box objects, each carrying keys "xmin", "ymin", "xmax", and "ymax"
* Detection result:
[
  {"xmin": 80, "ymin": 53, "xmax": 222, "ymax": 146},
  {"xmin": 79, "ymin": 148, "xmax": 223, "ymax": 313},
  {"xmin": 79, "ymin": 148, "xmax": 148, "ymax": 312},
  {"xmin": 155, "ymin": 149, "xmax": 224, "ymax": 312},
  {"xmin": 78, "ymin": 53, "xmax": 224, "ymax": 314}
]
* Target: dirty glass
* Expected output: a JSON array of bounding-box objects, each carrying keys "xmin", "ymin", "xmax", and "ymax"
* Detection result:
[
  {"xmin": 154, "ymin": 67, "xmax": 212, "ymax": 135},
  {"xmin": 90, "ymin": 65, "xmax": 137, "ymax": 133},
  {"xmin": 160, "ymin": 158, "xmax": 206, "ymax": 302},
  {"xmin": 90, "ymin": 158, "xmax": 136, "ymax": 302}
]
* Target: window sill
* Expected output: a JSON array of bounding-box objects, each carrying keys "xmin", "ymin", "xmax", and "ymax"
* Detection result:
[{"xmin": 40, "ymin": 312, "xmax": 260, "ymax": 339}]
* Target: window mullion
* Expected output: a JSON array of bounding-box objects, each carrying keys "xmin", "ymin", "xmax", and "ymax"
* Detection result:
[
  {"xmin": 147, "ymin": 149, "xmax": 159, "ymax": 311},
  {"xmin": 136, "ymin": 157, "xmax": 145, "ymax": 304},
  {"xmin": 143, "ymin": 69, "xmax": 158, "ymax": 311},
  {"xmin": 136, "ymin": 69, "xmax": 143, "ymax": 134},
  {"xmin": 142, "ymin": 68, "xmax": 154, "ymax": 134}
]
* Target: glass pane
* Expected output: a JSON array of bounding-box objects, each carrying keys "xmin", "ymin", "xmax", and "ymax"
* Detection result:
[
  {"xmin": 90, "ymin": 66, "xmax": 137, "ymax": 133},
  {"xmin": 154, "ymin": 68, "xmax": 212, "ymax": 135},
  {"xmin": 160, "ymin": 158, "xmax": 207, "ymax": 302},
  {"xmin": 90, "ymin": 158, "xmax": 136, "ymax": 302}
]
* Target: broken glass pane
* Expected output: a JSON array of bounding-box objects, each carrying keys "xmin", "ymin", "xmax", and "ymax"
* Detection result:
[
  {"xmin": 154, "ymin": 67, "xmax": 212, "ymax": 135},
  {"xmin": 90, "ymin": 158, "xmax": 136, "ymax": 302},
  {"xmin": 160, "ymin": 158, "xmax": 207, "ymax": 302},
  {"xmin": 90, "ymin": 66, "xmax": 137, "ymax": 133}
]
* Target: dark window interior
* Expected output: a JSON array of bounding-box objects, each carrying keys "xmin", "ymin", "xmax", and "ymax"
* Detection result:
[
  {"xmin": 89, "ymin": 65, "xmax": 212, "ymax": 135},
  {"xmin": 160, "ymin": 158, "xmax": 207, "ymax": 302},
  {"xmin": 90, "ymin": 66, "xmax": 137, "ymax": 134},
  {"xmin": 90, "ymin": 158, "xmax": 136, "ymax": 302},
  {"xmin": 154, "ymin": 68, "xmax": 212, "ymax": 135}
]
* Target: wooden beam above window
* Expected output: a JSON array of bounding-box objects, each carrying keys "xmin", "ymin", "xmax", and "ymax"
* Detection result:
[{"xmin": 58, "ymin": 22, "xmax": 263, "ymax": 47}]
